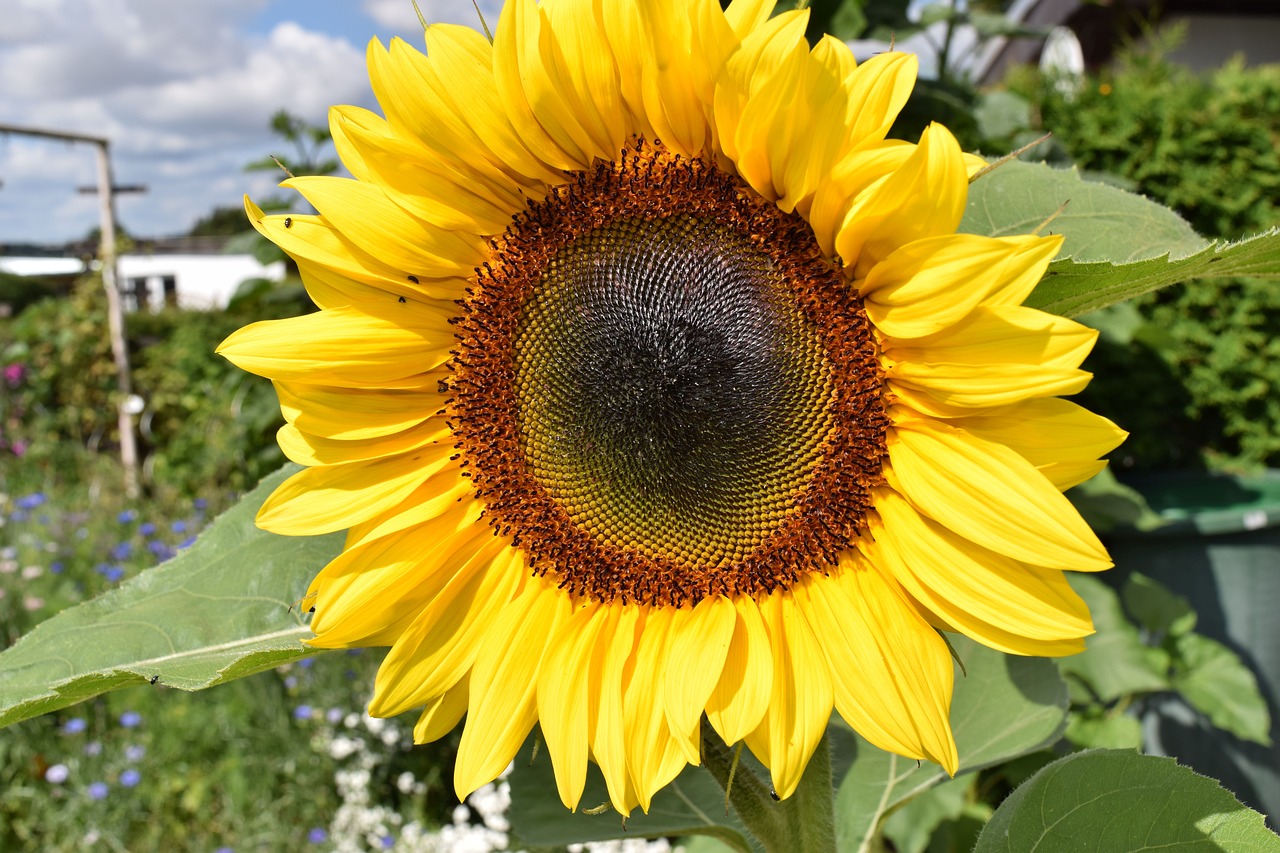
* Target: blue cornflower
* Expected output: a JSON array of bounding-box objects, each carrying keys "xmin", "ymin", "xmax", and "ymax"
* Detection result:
[
  {"xmin": 16, "ymin": 493, "xmax": 46, "ymax": 510},
  {"xmin": 125, "ymin": 744, "xmax": 146, "ymax": 762},
  {"xmin": 51, "ymin": 561, "xmax": 64, "ymax": 574},
  {"xmin": 105, "ymin": 566, "xmax": 125, "ymax": 583},
  {"xmin": 117, "ymin": 509, "xmax": 137, "ymax": 524},
  {"xmin": 138, "ymin": 522, "xmax": 156, "ymax": 536},
  {"xmin": 293, "ymin": 705, "xmax": 313, "ymax": 721},
  {"xmin": 118, "ymin": 711, "xmax": 142, "ymax": 728},
  {"xmin": 179, "ymin": 535, "xmax": 197, "ymax": 549},
  {"xmin": 120, "ymin": 769, "xmax": 141, "ymax": 788},
  {"xmin": 193, "ymin": 498, "xmax": 208, "ymax": 510},
  {"xmin": 308, "ymin": 828, "xmax": 328, "ymax": 844},
  {"xmin": 111, "ymin": 541, "xmax": 133, "ymax": 560},
  {"xmin": 61, "ymin": 717, "xmax": 87, "ymax": 735},
  {"xmin": 171, "ymin": 520, "xmax": 187, "ymax": 534},
  {"xmin": 87, "ymin": 781, "xmax": 109, "ymax": 800}
]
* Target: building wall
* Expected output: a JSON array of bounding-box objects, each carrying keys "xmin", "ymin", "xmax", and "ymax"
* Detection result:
[{"xmin": 0, "ymin": 254, "xmax": 285, "ymax": 311}]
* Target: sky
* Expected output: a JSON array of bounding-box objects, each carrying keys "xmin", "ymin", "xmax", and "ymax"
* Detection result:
[{"xmin": 0, "ymin": 0, "xmax": 502, "ymax": 245}]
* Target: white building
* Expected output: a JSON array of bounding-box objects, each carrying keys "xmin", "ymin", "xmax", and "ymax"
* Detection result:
[{"xmin": 0, "ymin": 238, "xmax": 285, "ymax": 312}]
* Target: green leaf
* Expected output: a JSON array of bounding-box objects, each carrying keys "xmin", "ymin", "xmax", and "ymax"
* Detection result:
[
  {"xmin": 972, "ymin": 750, "xmax": 1280, "ymax": 852},
  {"xmin": 0, "ymin": 465, "xmax": 339, "ymax": 728},
  {"xmin": 880, "ymin": 774, "xmax": 972, "ymax": 853},
  {"xmin": 1059, "ymin": 576, "xmax": 1168, "ymax": 704},
  {"xmin": 506, "ymin": 738, "xmax": 755, "ymax": 853},
  {"xmin": 1030, "ymin": 229, "xmax": 1280, "ymax": 318},
  {"xmin": 834, "ymin": 635, "xmax": 1067, "ymax": 852},
  {"xmin": 962, "ymin": 159, "xmax": 1207, "ymax": 264},
  {"xmin": 1063, "ymin": 706, "xmax": 1144, "ymax": 750},
  {"xmin": 961, "ymin": 159, "xmax": 1280, "ymax": 318},
  {"xmin": 1123, "ymin": 573, "xmax": 1198, "ymax": 639},
  {"xmin": 1173, "ymin": 633, "xmax": 1273, "ymax": 747}
]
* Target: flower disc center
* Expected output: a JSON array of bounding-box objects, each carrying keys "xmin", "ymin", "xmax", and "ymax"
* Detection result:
[
  {"xmin": 452, "ymin": 140, "xmax": 889, "ymax": 606},
  {"xmin": 513, "ymin": 213, "xmax": 832, "ymax": 567}
]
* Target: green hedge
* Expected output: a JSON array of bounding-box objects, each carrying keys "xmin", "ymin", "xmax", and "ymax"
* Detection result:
[
  {"xmin": 0, "ymin": 276, "xmax": 310, "ymax": 500},
  {"xmin": 1013, "ymin": 51, "xmax": 1280, "ymax": 471}
]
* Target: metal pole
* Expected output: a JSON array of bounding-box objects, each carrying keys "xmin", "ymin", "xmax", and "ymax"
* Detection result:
[{"xmin": 93, "ymin": 140, "xmax": 141, "ymax": 499}]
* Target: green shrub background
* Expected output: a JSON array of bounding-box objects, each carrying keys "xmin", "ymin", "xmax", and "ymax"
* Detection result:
[{"xmin": 1010, "ymin": 49, "xmax": 1280, "ymax": 472}]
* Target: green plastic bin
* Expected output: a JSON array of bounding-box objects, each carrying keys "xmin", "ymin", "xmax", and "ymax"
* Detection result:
[{"xmin": 1105, "ymin": 470, "xmax": 1280, "ymax": 826}]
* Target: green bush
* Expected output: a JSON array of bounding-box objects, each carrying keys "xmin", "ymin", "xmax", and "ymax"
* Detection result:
[
  {"xmin": 0, "ymin": 274, "xmax": 310, "ymax": 500},
  {"xmin": 1013, "ymin": 49, "xmax": 1280, "ymax": 471}
]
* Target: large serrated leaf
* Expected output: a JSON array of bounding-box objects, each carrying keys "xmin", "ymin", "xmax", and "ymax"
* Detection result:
[
  {"xmin": 1030, "ymin": 230, "xmax": 1280, "ymax": 317},
  {"xmin": 0, "ymin": 465, "xmax": 340, "ymax": 728},
  {"xmin": 961, "ymin": 159, "xmax": 1206, "ymax": 263},
  {"xmin": 834, "ymin": 635, "xmax": 1068, "ymax": 853},
  {"xmin": 972, "ymin": 750, "xmax": 1280, "ymax": 852},
  {"xmin": 960, "ymin": 159, "xmax": 1280, "ymax": 318}
]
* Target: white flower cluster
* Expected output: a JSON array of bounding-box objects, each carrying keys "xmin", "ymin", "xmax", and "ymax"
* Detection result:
[{"xmin": 311, "ymin": 710, "xmax": 683, "ymax": 853}]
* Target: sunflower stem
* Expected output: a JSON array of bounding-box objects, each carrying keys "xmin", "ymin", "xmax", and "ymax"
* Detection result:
[{"xmin": 701, "ymin": 729, "xmax": 837, "ymax": 853}]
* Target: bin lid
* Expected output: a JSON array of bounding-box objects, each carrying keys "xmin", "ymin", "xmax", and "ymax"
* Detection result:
[{"xmin": 1112, "ymin": 470, "xmax": 1280, "ymax": 537}]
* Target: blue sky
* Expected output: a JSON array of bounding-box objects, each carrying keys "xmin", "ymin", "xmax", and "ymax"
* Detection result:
[{"xmin": 0, "ymin": 0, "xmax": 501, "ymax": 245}]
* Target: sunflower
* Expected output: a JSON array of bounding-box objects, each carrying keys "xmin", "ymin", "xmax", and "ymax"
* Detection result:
[{"xmin": 219, "ymin": 0, "xmax": 1125, "ymax": 816}]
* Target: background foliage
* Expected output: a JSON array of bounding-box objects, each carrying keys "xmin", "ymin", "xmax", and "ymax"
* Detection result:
[{"xmin": 1005, "ymin": 44, "xmax": 1280, "ymax": 472}]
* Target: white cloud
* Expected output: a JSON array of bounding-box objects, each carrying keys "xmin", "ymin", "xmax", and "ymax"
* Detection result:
[
  {"xmin": 363, "ymin": 0, "xmax": 502, "ymax": 34},
  {"xmin": 0, "ymin": 1, "xmax": 374, "ymax": 244}
]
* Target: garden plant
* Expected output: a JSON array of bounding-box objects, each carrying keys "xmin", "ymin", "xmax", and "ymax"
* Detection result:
[{"xmin": 3, "ymin": 1, "xmax": 1280, "ymax": 851}]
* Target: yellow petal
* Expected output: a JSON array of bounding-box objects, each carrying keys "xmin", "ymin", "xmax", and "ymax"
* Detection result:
[
  {"xmin": 1039, "ymin": 459, "xmax": 1109, "ymax": 491},
  {"xmin": 275, "ymin": 379, "xmax": 446, "ymax": 441},
  {"xmin": 369, "ymin": 543, "xmax": 521, "ymax": 716},
  {"xmin": 869, "ymin": 487, "xmax": 1093, "ymax": 655},
  {"xmin": 836, "ymin": 123, "xmax": 967, "ymax": 278},
  {"xmin": 285, "ymin": 175, "xmax": 485, "ymax": 277},
  {"xmin": 949, "ymin": 398, "xmax": 1127, "ymax": 472},
  {"xmin": 538, "ymin": 602, "xmax": 607, "ymax": 811},
  {"xmin": 244, "ymin": 198, "xmax": 406, "ymax": 289},
  {"xmin": 329, "ymin": 104, "xmax": 524, "ymax": 235},
  {"xmin": 590, "ymin": 604, "xmax": 640, "ymax": 815},
  {"xmin": 887, "ymin": 307, "xmax": 1097, "ymax": 370},
  {"xmin": 807, "ymin": 141, "xmax": 914, "ymax": 257},
  {"xmin": 413, "ymin": 673, "xmax": 470, "ymax": 743},
  {"xmin": 542, "ymin": 0, "xmax": 628, "ymax": 154},
  {"xmin": 742, "ymin": 592, "xmax": 833, "ymax": 800},
  {"xmin": 887, "ymin": 361, "xmax": 1092, "ymax": 411},
  {"xmin": 369, "ymin": 33, "xmax": 560, "ymax": 187},
  {"xmin": 294, "ymin": 255, "xmax": 397, "ymax": 310},
  {"xmin": 796, "ymin": 553, "xmax": 958, "ymax": 772},
  {"xmin": 860, "ymin": 234, "xmax": 1061, "ymax": 339},
  {"xmin": 886, "ymin": 419, "xmax": 1112, "ymax": 571},
  {"xmin": 492, "ymin": 0, "xmax": 598, "ymax": 170},
  {"xmin": 729, "ymin": 28, "xmax": 809, "ymax": 201},
  {"xmin": 629, "ymin": 0, "xmax": 711, "ymax": 155},
  {"xmin": 308, "ymin": 506, "xmax": 487, "ymax": 648},
  {"xmin": 455, "ymin": 575, "xmax": 571, "ymax": 799},
  {"xmin": 218, "ymin": 304, "xmax": 454, "ymax": 387},
  {"xmin": 256, "ymin": 444, "xmax": 460, "ymax": 535},
  {"xmin": 276, "ymin": 417, "xmax": 447, "ymax": 467},
  {"xmin": 664, "ymin": 595, "xmax": 735, "ymax": 764},
  {"xmin": 714, "ymin": 10, "xmax": 809, "ymax": 168},
  {"xmin": 624, "ymin": 607, "xmax": 689, "ymax": 812},
  {"xmin": 706, "ymin": 595, "xmax": 774, "ymax": 746},
  {"xmin": 342, "ymin": 469, "xmax": 473, "ymax": 550},
  {"xmin": 841, "ymin": 51, "xmax": 919, "ymax": 155}
]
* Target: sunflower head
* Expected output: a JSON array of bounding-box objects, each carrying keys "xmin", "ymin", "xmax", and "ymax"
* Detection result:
[{"xmin": 219, "ymin": 0, "xmax": 1124, "ymax": 817}]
